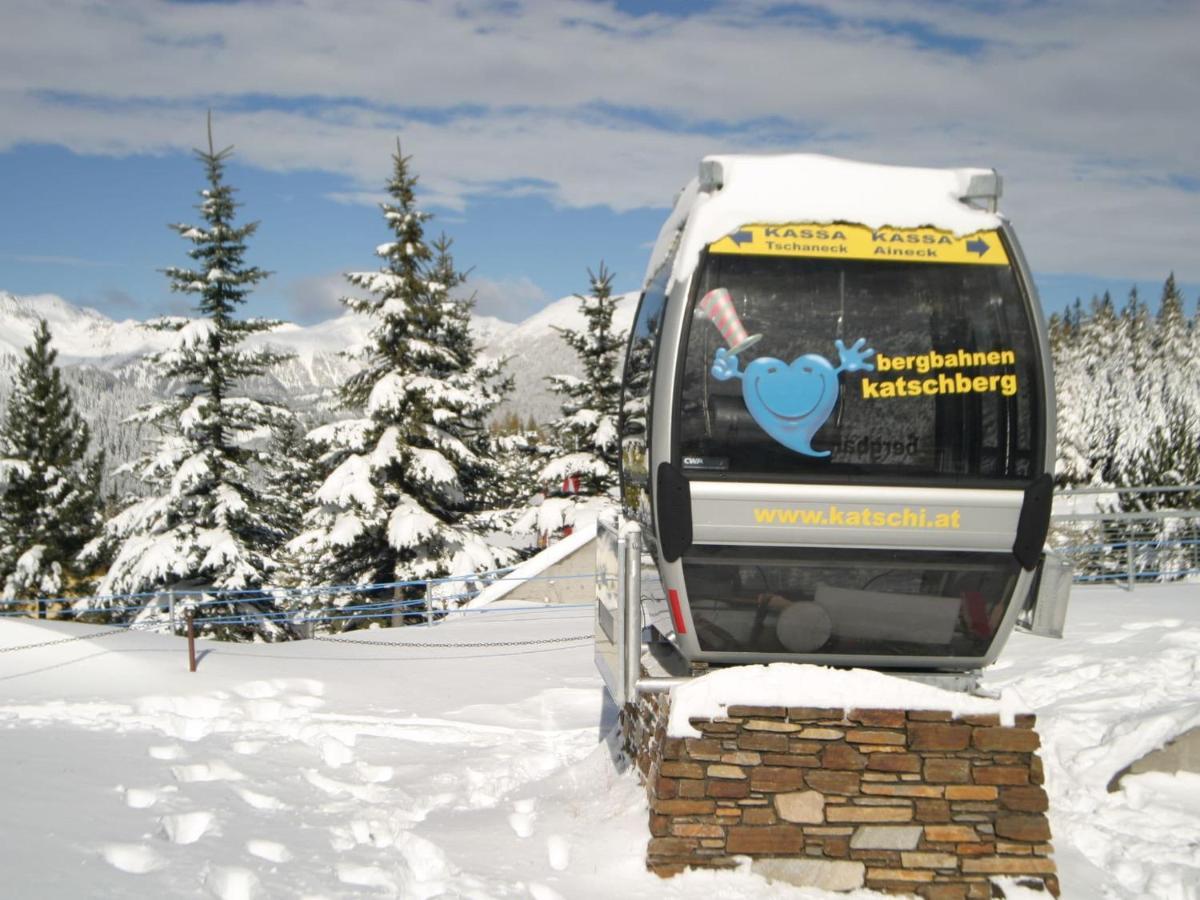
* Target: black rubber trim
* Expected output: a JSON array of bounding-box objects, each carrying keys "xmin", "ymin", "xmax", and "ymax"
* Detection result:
[
  {"xmin": 656, "ymin": 462, "xmax": 693, "ymax": 563},
  {"xmin": 1013, "ymin": 473, "xmax": 1054, "ymax": 571}
]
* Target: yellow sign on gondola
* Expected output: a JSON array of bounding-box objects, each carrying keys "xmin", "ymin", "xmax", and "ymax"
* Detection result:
[{"xmin": 708, "ymin": 223, "xmax": 1010, "ymax": 266}]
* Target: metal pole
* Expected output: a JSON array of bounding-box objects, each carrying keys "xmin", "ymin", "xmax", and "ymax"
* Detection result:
[
  {"xmin": 186, "ymin": 609, "xmax": 197, "ymax": 672},
  {"xmin": 1127, "ymin": 540, "xmax": 1136, "ymax": 591},
  {"xmin": 168, "ymin": 589, "xmax": 176, "ymax": 636},
  {"xmin": 425, "ymin": 582, "xmax": 433, "ymax": 627},
  {"xmin": 622, "ymin": 524, "xmax": 643, "ymax": 704}
]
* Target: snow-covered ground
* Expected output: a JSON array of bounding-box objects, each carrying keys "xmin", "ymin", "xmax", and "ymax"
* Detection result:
[{"xmin": 0, "ymin": 585, "xmax": 1197, "ymax": 899}]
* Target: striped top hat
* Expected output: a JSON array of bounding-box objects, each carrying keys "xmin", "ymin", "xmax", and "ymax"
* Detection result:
[{"xmin": 698, "ymin": 288, "xmax": 762, "ymax": 356}]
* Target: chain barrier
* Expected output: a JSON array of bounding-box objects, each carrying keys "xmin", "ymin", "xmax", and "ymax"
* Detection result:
[
  {"xmin": 311, "ymin": 632, "xmax": 593, "ymax": 649},
  {"xmin": 0, "ymin": 625, "xmax": 137, "ymax": 654},
  {"xmin": 0, "ymin": 617, "xmax": 594, "ymax": 656},
  {"xmin": 0, "ymin": 568, "xmax": 601, "ymax": 658}
]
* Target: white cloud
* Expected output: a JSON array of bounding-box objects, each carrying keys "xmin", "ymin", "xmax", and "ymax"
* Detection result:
[
  {"xmin": 281, "ymin": 269, "xmax": 549, "ymax": 326},
  {"xmin": 8, "ymin": 253, "xmax": 121, "ymax": 268},
  {"xmin": 457, "ymin": 274, "xmax": 549, "ymax": 323},
  {"xmin": 1, "ymin": 0, "xmax": 1197, "ymax": 282},
  {"xmin": 284, "ymin": 272, "xmax": 357, "ymax": 325}
]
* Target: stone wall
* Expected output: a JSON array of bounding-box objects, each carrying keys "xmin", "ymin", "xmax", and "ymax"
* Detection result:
[{"xmin": 627, "ymin": 695, "xmax": 1058, "ymax": 899}]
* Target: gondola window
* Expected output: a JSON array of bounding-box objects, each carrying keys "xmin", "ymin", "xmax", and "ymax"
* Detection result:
[{"xmin": 677, "ymin": 252, "xmax": 1041, "ymax": 483}]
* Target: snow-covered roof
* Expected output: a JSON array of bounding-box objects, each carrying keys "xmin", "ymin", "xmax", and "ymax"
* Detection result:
[
  {"xmin": 466, "ymin": 518, "xmax": 598, "ymax": 608},
  {"xmin": 647, "ymin": 153, "xmax": 1005, "ymax": 291}
]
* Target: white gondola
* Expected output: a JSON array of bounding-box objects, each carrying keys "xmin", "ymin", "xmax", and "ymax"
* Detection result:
[{"xmin": 600, "ymin": 154, "xmax": 1065, "ymax": 695}]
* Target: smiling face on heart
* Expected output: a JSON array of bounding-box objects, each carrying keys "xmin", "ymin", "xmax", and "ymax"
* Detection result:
[{"xmin": 742, "ymin": 353, "xmax": 839, "ymax": 457}]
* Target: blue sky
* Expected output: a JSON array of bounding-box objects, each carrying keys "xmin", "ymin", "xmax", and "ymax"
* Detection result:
[{"xmin": 1, "ymin": 0, "xmax": 1197, "ymax": 323}]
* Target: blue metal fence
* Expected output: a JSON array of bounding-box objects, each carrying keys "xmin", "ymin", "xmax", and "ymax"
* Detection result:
[
  {"xmin": 0, "ymin": 566, "xmax": 599, "ymax": 636},
  {"xmin": 1050, "ymin": 485, "xmax": 1200, "ymax": 588}
]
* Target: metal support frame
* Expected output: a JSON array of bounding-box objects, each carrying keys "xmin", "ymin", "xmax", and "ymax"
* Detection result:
[
  {"xmin": 622, "ymin": 525, "xmax": 643, "ymax": 703},
  {"xmin": 595, "ymin": 515, "xmax": 644, "ymax": 706}
]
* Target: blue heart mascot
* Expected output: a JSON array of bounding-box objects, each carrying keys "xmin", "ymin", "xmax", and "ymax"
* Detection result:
[{"xmin": 700, "ymin": 288, "xmax": 875, "ymax": 458}]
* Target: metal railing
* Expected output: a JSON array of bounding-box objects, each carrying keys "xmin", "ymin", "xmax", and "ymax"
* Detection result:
[
  {"xmin": 0, "ymin": 568, "xmax": 601, "ymax": 634},
  {"xmin": 1049, "ymin": 485, "xmax": 1200, "ymax": 588}
]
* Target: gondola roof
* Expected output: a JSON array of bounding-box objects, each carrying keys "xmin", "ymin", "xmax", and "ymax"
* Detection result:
[{"xmin": 645, "ymin": 153, "xmax": 1005, "ymax": 291}]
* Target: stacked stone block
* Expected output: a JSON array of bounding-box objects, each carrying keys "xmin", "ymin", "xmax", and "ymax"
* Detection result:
[{"xmin": 633, "ymin": 699, "xmax": 1057, "ymax": 898}]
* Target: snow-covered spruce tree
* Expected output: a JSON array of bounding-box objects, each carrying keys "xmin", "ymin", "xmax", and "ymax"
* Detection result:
[
  {"xmin": 289, "ymin": 146, "xmax": 511, "ymax": 625},
  {"xmin": 1154, "ymin": 273, "xmax": 1194, "ymax": 425},
  {"xmin": 79, "ymin": 121, "xmax": 294, "ymax": 639},
  {"xmin": 485, "ymin": 417, "xmax": 551, "ymax": 513},
  {"xmin": 0, "ymin": 320, "xmax": 103, "ymax": 611},
  {"xmin": 427, "ymin": 232, "xmax": 512, "ymax": 512},
  {"xmin": 1055, "ymin": 291, "xmax": 1128, "ymax": 485},
  {"xmin": 1111, "ymin": 285, "xmax": 1155, "ymax": 484},
  {"xmin": 1118, "ymin": 274, "xmax": 1200, "ymax": 511},
  {"xmin": 260, "ymin": 418, "xmax": 322, "ymax": 570},
  {"xmin": 527, "ymin": 263, "xmax": 625, "ymax": 537}
]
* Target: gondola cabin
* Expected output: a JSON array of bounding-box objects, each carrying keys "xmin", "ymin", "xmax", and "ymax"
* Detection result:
[{"xmin": 607, "ymin": 154, "xmax": 1058, "ymax": 684}]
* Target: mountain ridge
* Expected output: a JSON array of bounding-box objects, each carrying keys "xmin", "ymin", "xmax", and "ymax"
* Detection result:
[{"xmin": 0, "ymin": 289, "xmax": 639, "ymax": 480}]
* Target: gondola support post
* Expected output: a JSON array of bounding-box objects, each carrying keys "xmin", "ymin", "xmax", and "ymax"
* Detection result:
[{"xmin": 623, "ymin": 524, "xmax": 643, "ymax": 704}]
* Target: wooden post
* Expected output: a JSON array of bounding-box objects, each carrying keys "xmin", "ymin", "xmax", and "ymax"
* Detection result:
[
  {"xmin": 168, "ymin": 589, "xmax": 176, "ymax": 636},
  {"xmin": 425, "ymin": 581, "xmax": 433, "ymax": 627},
  {"xmin": 186, "ymin": 608, "xmax": 197, "ymax": 672}
]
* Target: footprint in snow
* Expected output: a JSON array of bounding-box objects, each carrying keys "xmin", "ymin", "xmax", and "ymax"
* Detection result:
[
  {"xmin": 148, "ymin": 744, "xmax": 185, "ymax": 761},
  {"xmin": 355, "ymin": 761, "xmax": 394, "ymax": 783},
  {"xmin": 303, "ymin": 769, "xmax": 385, "ymax": 802},
  {"xmin": 246, "ymin": 839, "xmax": 292, "ymax": 863},
  {"xmin": 547, "ymin": 834, "xmax": 570, "ymax": 871},
  {"xmin": 101, "ymin": 843, "xmax": 166, "ymax": 875},
  {"xmin": 337, "ymin": 864, "xmax": 396, "ymax": 893},
  {"xmin": 159, "ymin": 810, "xmax": 215, "ymax": 845},
  {"xmin": 204, "ymin": 865, "xmax": 262, "ymax": 900},
  {"xmin": 123, "ymin": 785, "xmax": 176, "ymax": 809},
  {"xmin": 319, "ymin": 734, "xmax": 355, "ymax": 768},
  {"xmin": 508, "ymin": 798, "xmax": 537, "ymax": 838},
  {"xmin": 233, "ymin": 787, "xmax": 289, "ymax": 811},
  {"xmin": 172, "ymin": 761, "xmax": 244, "ymax": 783}
]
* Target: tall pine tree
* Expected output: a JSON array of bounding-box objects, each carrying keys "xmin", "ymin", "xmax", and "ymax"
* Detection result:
[
  {"xmin": 0, "ymin": 320, "xmax": 103, "ymax": 610},
  {"xmin": 526, "ymin": 263, "xmax": 625, "ymax": 537},
  {"xmin": 80, "ymin": 118, "xmax": 294, "ymax": 638},
  {"xmin": 289, "ymin": 145, "xmax": 510, "ymax": 624}
]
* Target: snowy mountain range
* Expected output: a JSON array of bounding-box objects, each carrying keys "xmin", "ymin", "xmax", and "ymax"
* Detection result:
[{"xmin": 0, "ymin": 289, "xmax": 639, "ymax": 479}]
